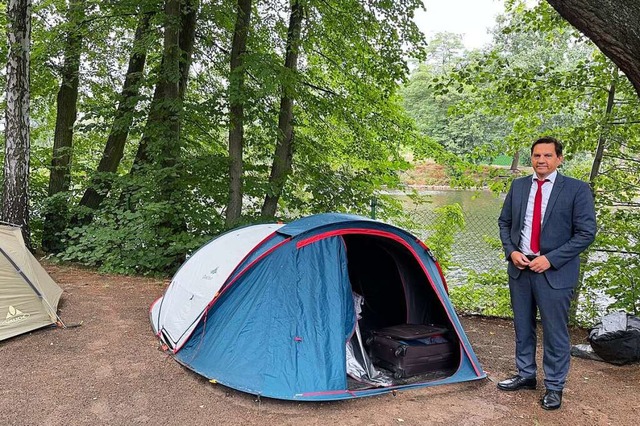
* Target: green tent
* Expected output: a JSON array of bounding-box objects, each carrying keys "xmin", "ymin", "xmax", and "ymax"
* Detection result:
[{"xmin": 0, "ymin": 225, "xmax": 63, "ymax": 341}]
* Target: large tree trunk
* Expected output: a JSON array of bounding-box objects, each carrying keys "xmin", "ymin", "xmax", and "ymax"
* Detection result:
[
  {"xmin": 42, "ymin": 0, "xmax": 84, "ymax": 252},
  {"xmin": 261, "ymin": 0, "xmax": 304, "ymax": 219},
  {"xmin": 131, "ymin": 0, "xmax": 198, "ymax": 174},
  {"xmin": 129, "ymin": 68, "xmax": 163, "ymax": 173},
  {"xmin": 76, "ymin": 12, "xmax": 153, "ymax": 215},
  {"xmin": 225, "ymin": 0, "xmax": 253, "ymax": 228},
  {"xmin": 178, "ymin": 0, "xmax": 198, "ymax": 100},
  {"xmin": 3, "ymin": 0, "xmax": 32, "ymax": 248},
  {"xmin": 158, "ymin": 0, "xmax": 181, "ymax": 173},
  {"xmin": 114, "ymin": 0, "xmax": 197, "ymax": 272},
  {"xmin": 546, "ymin": 0, "xmax": 640, "ymax": 97}
]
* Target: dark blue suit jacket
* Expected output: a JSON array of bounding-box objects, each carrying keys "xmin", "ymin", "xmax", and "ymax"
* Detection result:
[{"xmin": 498, "ymin": 173, "xmax": 596, "ymax": 289}]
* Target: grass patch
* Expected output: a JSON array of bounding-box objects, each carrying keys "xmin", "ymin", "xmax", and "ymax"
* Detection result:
[{"xmin": 492, "ymin": 155, "xmax": 512, "ymax": 166}]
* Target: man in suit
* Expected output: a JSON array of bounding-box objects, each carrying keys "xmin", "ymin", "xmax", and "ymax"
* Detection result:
[{"xmin": 497, "ymin": 136, "xmax": 596, "ymax": 410}]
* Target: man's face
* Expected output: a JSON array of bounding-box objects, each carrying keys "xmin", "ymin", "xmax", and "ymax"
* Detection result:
[{"xmin": 531, "ymin": 142, "xmax": 563, "ymax": 179}]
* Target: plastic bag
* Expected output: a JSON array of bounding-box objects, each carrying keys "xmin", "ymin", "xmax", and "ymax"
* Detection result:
[{"xmin": 588, "ymin": 312, "xmax": 640, "ymax": 365}]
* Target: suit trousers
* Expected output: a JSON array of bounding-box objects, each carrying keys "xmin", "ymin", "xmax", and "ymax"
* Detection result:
[{"xmin": 508, "ymin": 268, "xmax": 574, "ymax": 391}]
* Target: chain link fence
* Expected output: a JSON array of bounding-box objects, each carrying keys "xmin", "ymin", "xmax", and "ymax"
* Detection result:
[
  {"xmin": 390, "ymin": 193, "xmax": 513, "ymax": 317},
  {"xmin": 385, "ymin": 190, "xmax": 506, "ymax": 284},
  {"xmin": 406, "ymin": 207, "xmax": 505, "ymax": 286},
  {"xmin": 369, "ymin": 192, "xmax": 512, "ymax": 315},
  {"xmin": 389, "ymin": 194, "xmax": 637, "ymax": 322}
]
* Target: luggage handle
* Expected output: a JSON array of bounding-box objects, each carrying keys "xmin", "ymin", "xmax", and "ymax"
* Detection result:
[{"xmin": 394, "ymin": 346, "xmax": 407, "ymax": 357}]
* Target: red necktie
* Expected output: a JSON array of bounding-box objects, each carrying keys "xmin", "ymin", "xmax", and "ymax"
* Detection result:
[{"xmin": 530, "ymin": 179, "xmax": 548, "ymax": 254}]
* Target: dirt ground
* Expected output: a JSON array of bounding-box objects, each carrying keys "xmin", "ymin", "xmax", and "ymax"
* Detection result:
[{"xmin": 1, "ymin": 263, "xmax": 639, "ymax": 426}]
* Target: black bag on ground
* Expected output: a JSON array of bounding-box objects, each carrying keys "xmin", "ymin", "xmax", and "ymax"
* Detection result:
[
  {"xmin": 367, "ymin": 324, "xmax": 457, "ymax": 378},
  {"xmin": 588, "ymin": 312, "xmax": 640, "ymax": 365}
]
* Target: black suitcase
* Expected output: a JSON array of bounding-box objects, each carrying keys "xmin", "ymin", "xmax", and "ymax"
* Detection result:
[{"xmin": 368, "ymin": 324, "xmax": 457, "ymax": 378}]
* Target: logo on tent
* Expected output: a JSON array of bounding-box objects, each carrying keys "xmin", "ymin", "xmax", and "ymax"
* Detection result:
[
  {"xmin": 202, "ymin": 267, "xmax": 219, "ymax": 280},
  {"xmin": 2, "ymin": 306, "xmax": 30, "ymax": 325}
]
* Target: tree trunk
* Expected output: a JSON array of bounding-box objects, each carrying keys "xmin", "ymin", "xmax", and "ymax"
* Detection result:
[
  {"xmin": 129, "ymin": 68, "xmax": 163, "ymax": 174},
  {"xmin": 42, "ymin": 0, "xmax": 84, "ymax": 252},
  {"xmin": 546, "ymin": 0, "xmax": 640, "ymax": 97},
  {"xmin": 3, "ymin": 0, "xmax": 32, "ymax": 248},
  {"xmin": 510, "ymin": 151, "xmax": 520, "ymax": 172},
  {"xmin": 158, "ymin": 0, "xmax": 181, "ymax": 173},
  {"xmin": 113, "ymin": 0, "xmax": 197, "ymax": 272},
  {"xmin": 178, "ymin": 0, "xmax": 198, "ymax": 100},
  {"xmin": 77, "ymin": 12, "xmax": 153, "ymax": 215},
  {"xmin": 588, "ymin": 79, "xmax": 617, "ymax": 188},
  {"xmin": 225, "ymin": 0, "xmax": 253, "ymax": 228},
  {"xmin": 131, "ymin": 0, "xmax": 198, "ymax": 174},
  {"xmin": 260, "ymin": 0, "xmax": 304, "ymax": 219}
]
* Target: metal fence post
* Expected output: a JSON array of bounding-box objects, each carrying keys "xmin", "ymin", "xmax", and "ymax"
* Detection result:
[{"xmin": 370, "ymin": 197, "xmax": 377, "ymax": 219}]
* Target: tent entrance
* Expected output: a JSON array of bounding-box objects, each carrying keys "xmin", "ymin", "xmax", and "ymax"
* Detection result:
[{"xmin": 343, "ymin": 234, "xmax": 460, "ymax": 388}]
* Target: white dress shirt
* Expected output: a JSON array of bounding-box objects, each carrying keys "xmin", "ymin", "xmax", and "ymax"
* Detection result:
[{"xmin": 519, "ymin": 170, "xmax": 558, "ymax": 255}]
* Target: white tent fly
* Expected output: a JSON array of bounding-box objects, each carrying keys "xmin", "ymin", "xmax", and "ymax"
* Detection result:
[{"xmin": 150, "ymin": 223, "xmax": 284, "ymax": 351}]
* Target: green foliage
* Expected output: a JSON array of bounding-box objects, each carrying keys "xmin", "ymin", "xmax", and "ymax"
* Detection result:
[
  {"xmin": 423, "ymin": 32, "xmax": 465, "ymax": 74},
  {"xmin": 40, "ymin": 192, "xmax": 71, "ymax": 253},
  {"xmin": 581, "ymin": 207, "xmax": 640, "ymax": 321},
  {"xmin": 400, "ymin": 55, "xmax": 510, "ymax": 161},
  {"xmin": 450, "ymin": 267, "xmax": 512, "ymax": 317},
  {"xmin": 59, "ymin": 208, "xmax": 209, "ymax": 276},
  {"xmin": 425, "ymin": 203, "xmax": 465, "ymax": 272},
  {"xmin": 560, "ymin": 152, "xmax": 592, "ymax": 181},
  {"xmin": 397, "ymin": 0, "xmax": 640, "ymax": 323},
  {"xmin": 6, "ymin": 0, "xmax": 434, "ymax": 274},
  {"xmin": 58, "ymin": 152, "xmax": 228, "ymax": 274},
  {"xmin": 416, "ymin": 2, "xmax": 602, "ymax": 167}
]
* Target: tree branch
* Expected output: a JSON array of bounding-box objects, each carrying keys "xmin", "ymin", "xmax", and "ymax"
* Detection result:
[{"xmin": 301, "ymin": 81, "xmax": 339, "ymax": 97}]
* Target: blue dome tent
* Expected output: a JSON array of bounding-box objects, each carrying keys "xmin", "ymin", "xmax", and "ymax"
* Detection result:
[{"xmin": 150, "ymin": 213, "xmax": 485, "ymax": 400}]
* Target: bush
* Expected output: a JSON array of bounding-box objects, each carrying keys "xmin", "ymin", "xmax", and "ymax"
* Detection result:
[{"xmin": 450, "ymin": 267, "xmax": 512, "ymax": 318}]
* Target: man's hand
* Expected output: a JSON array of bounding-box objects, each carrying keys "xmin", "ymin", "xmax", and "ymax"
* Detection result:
[
  {"xmin": 510, "ymin": 251, "xmax": 530, "ymax": 270},
  {"xmin": 528, "ymin": 255, "xmax": 551, "ymax": 273}
]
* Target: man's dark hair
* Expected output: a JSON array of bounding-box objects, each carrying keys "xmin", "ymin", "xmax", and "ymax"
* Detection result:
[{"xmin": 531, "ymin": 136, "xmax": 563, "ymax": 156}]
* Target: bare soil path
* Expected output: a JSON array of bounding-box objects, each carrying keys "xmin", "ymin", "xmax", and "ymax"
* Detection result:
[{"xmin": 1, "ymin": 263, "xmax": 638, "ymax": 425}]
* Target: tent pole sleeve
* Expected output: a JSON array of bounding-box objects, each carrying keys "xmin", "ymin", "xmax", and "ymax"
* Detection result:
[
  {"xmin": 0, "ymin": 246, "xmax": 43, "ymax": 297},
  {"xmin": 0, "ymin": 246, "xmax": 66, "ymax": 328}
]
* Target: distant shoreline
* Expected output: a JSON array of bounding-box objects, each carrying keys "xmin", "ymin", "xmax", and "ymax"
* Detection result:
[{"xmin": 381, "ymin": 185, "xmax": 495, "ymax": 195}]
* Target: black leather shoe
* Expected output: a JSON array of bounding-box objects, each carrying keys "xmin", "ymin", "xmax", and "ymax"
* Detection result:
[
  {"xmin": 541, "ymin": 389, "xmax": 562, "ymax": 410},
  {"xmin": 496, "ymin": 375, "xmax": 537, "ymax": 391}
]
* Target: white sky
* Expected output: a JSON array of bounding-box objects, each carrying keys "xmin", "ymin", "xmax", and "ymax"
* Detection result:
[{"xmin": 415, "ymin": 0, "xmax": 505, "ymax": 49}]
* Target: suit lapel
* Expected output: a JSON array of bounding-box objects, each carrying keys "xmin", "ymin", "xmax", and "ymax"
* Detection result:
[
  {"xmin": 519, "ymin": 176, "xmax": 532, "ymax": 227},
  {"xmin": 542, "ymin": 173, "xmax": 564, "ymax": 231}
]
